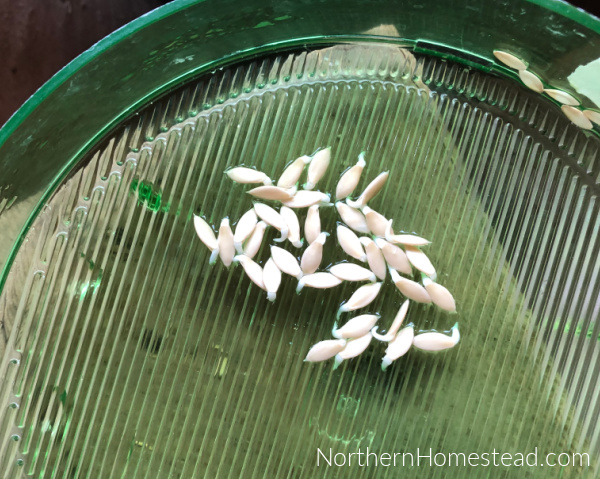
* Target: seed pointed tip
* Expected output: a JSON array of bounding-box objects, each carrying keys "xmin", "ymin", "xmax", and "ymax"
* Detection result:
[
  {"xmin": 267, "ymin": 292, "xmax": 276, "ymax": 302},
  {"xmin": 381, "ymin": 357, "xmax": 392, "ymax": 371},
  {"xmin": 357, "ymin": 152, "xmax": 367, "ymax": 166},
  {"xmin": 209, "ymin": 249, "xmax": 219, "ymax": 265},
  {"xmin": 389, "ymin": 267, "xmax": 401, "ymax": 283},
  {"xmin": 333, "ymin": 354, "xmax": 343, "ymax": 370},
  {"xmin": 371, "ymin": 326, "xmax": 385, "ymax": 341},
  {"xmin": 451, "ymin": 323, "xmax": 460, "ymax": 344},
  {"xmin": 273, "ymin": 226, "xmax": 289, "ymax": 243},
  {"xmin": 384, "ymin": 219, "xmax": 393, "ymax": 240},
  {"xmin": 316, "ymin": 232, "xmax": 328, "ymax": 244}
]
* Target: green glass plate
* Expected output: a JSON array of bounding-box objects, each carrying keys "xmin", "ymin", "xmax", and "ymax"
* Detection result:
[{"xmin": 1, "ymin": 2, "xmax": 600, "ymax": 478}]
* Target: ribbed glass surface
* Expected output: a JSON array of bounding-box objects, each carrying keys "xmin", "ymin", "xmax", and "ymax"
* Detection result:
[{"xmin": 1, "ymin": 44, "xmax": 599, "ymax": 478}]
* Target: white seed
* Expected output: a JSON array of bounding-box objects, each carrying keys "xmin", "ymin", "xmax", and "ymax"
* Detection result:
[
  {"xmin": 270, "ymin": 245, "xmax": 303, "ymax": 279},
  {"xmin": 305, "ymin": 147, "xmax": 331, "ymax": 190},
  {"xmin": 297, "ymin": 272, "xmax": 342, "ymax": 292},
  {"xmin": 492, "ymin": 50, "xmax": 527, "ymax": 71},
  {"xmin": 362, "ymin": 206, "xmax": 389, "ymax": 237},
  {"xmin": 193, "ymin": 215, "xmax": 219, "ymax": 262},
  {"xmin": 543, "ymin": 89, "xmax": 579, "ymax": 106},
  {"xmin": 335, "ymin": 202, "xmax": 370, "ymax": 234},
  {"xmin": 247, "ymin": 185, "xmax": 296, "ymax": 201},
  {"xmin": 329, "ymin": 263, "xmax": 377, "ymax": 282},
  {"xmin": 304, "ymin": 205, "xmax": 321, "ymax": 244},
  {"xmin": 335, "ymin": 152, "xmax": 366, "ymax": 199},
  {"xmin": 233, "ymin": 209, "xmax": 258, "ymax": 253},
  {"xmin": 404, "ymin": 245, "xmax": 436, "ymax": 277},
  {"xmin": 381, "ymin": 325, "xmax": 414, "ymax": 370},
  {"xmin": 226, "ymin": 167, "xmax": 272, "ymax": 185},
  {"xmin": 338, "ymin": 282, "xmax": 383, "ymax": 315},
  {"xmin": 372, "ymin": 299, "xmax": 410, "ymax": 342},
  {"xmin": 334, "ymin": 332, "xmax": 373, "ymax": 369},
  {"xmin": 390, "ymin": 268, "xmax": 431, "ymax": 303},
  {"xmin": 519, "ymin": 69, "xmax": 544, "ymax": 93},
  {"xmin": 304, "ymin": 339, "xmax": 347, "ymax": 362},
  {"xmin": 346, "ymin": 171, "xmax": 389, "ymax": 209},
  {"xmin": 254, "ymin": 202, "xmax": 288, "ymax": 242},
  {"xmin": 283, "ymin": 190, "xmax": 330, "ymax": 208},
  {"xmin": 300, "ymin": 232, "xmax": 327, "ymax": 274},
  {"xmin": 387, "ymin": 233, "xmax": 431, "ymax": 247},
  {"xmin": 263, "ymin": 257, "xmax": 282, "ymax": 302},
  {"xmin": 337, "ymin": 224, "xmax": 367, "ymax": 262},
  {"xmin": 243, "ymin": 221, "xmax": 267, "ymax": 258},
  {"xmin": 423, "ymin": 277, "xmax": 456, "ymax": 313},
  {"xmin": 583, "ymin": 109, "xmax": 600, "ymax": 126},
  {"xmin": 413, "ymin": 323, "xmax": 460, "ymax": 351},
  {"xmin": 374, "ymin": 238, "xmax": 412, "ymax": 275},
  {"xmin": 218, "ymin": 218, "xmax": 235, "ymax": 267},
  {"xmin": 332, "ymin": 314, "xmax": 379, "ymax": 339},
  {"xmin": 233, "ymin": 255, "xmax": 265, "ymax": 290},
  {"xmin": 193, "ymin": 214, "xmax": 218, "ymax": 250},
  {"xmin": 385, "ymin": 219, "xmax": 430, "ymax": 246},
  {"xmin": 360, "ymin": 237, "xmax": 387, "ymax": 281},
  {"xmin": 277, "ymin": 155, "xmax": 311, "ymax": 188},
  {"xmin": 280, "ymin": 206, "xmax": 303, "ymax": 248},
  {"xmin": 562, "ymin": 105, "xmax": 593, "ymax": 130}
]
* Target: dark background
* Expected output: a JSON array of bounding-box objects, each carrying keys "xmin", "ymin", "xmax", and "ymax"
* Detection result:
[{"xmin": 0, "ymin": 0, "xmax": 598, "ymax": 128}]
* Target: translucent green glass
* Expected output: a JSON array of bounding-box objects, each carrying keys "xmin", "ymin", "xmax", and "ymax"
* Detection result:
[
  {"xmin": 1, "ymin": 1, "xmax": 599, "ymax": 478},
  {"xmin": 1, "ymin": 0, "xmax": 600, "ymax": 277}
]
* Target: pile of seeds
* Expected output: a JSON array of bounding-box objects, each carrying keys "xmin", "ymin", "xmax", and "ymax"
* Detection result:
[
  {"xmin": 493, "ymin": 49, "xmax": 600, "ymax": 131},
  {"xmin": 193, "ymin": 148, "xmax": 460, "ymax": 371}
]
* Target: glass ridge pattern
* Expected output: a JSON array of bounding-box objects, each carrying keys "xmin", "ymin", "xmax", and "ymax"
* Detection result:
[{"xmin": 0, "ymin": 44, "xmax": 599, "ymax": 478}]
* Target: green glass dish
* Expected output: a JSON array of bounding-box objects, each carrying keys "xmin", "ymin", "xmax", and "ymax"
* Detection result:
[{"xmin": 1, "ymin": 1, "xmax": 599, "ymax": 478}]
